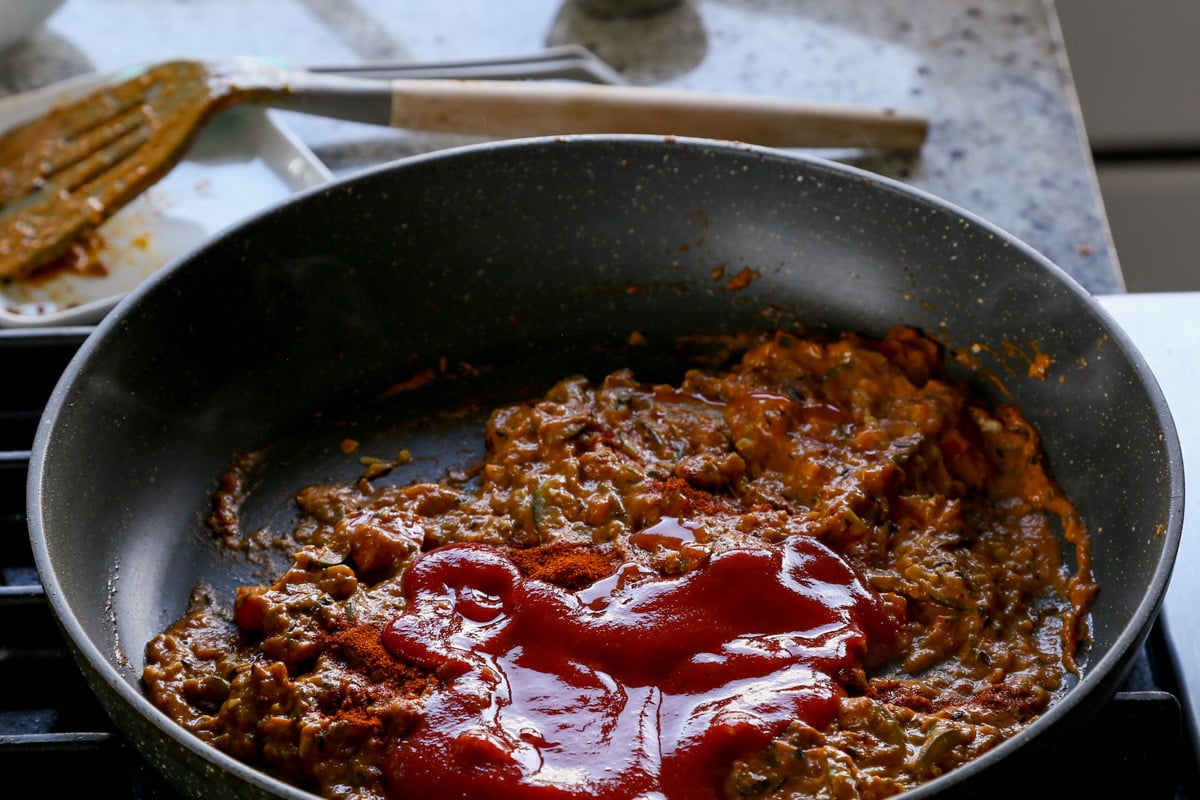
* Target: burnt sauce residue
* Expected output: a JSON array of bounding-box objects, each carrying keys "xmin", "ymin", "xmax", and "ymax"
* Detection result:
[{"xmin": 143, "ymin": 325, "xmax": 1096, "ymax": 800}]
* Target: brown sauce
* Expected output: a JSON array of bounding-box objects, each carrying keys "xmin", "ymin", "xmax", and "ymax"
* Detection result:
[{"xmin": 143, "ymin": 326, "xmax": 1096, "ymax": 799}]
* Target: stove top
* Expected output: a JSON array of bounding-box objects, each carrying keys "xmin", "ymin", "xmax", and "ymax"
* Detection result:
[{"xmin": 2, "ymin": 293, "xmax": 1197, "ymax": 798}]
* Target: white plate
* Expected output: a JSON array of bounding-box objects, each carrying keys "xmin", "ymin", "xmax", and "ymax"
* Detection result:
[{"xmin": 0, "ymin": 70, "xmax": 334, "ymax": 328}]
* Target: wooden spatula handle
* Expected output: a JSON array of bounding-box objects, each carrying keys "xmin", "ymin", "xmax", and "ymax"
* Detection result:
[{"xmin": 384, "ymin": 79, "xmax": 927, "ymax": 150}]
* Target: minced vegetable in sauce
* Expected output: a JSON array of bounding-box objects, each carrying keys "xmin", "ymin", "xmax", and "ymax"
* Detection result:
[{"xmin": 143, "ymin": 326, "xmax": 1097, "ymax": 800}]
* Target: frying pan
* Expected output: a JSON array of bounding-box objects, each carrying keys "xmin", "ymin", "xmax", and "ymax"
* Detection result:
[{"xmin": 28, "ymin": 135, "xmax": 1183, "ymax": 800}]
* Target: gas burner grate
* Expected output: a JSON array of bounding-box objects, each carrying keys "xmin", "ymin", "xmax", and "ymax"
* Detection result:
[{"xmin": 1, "ymin": 326, "xmax": 1194, "ymax": 799}]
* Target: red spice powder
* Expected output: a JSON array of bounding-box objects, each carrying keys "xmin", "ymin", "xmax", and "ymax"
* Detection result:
[
  {"xmin": 658, "ymin": 477, "xmax": 734, "ymax": 517},
  {"xmin": 509, "ymin": 543, "xmax": 620, "ymax": 590},
  {"xmin": 323, "ymin": 623, "xmax": 431, "ymax": 693}
]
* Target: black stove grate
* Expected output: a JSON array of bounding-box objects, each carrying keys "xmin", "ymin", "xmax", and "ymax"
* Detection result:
[{"xmin": 1, "ymin": 326, "xmax": 1195, "ymax": 799}]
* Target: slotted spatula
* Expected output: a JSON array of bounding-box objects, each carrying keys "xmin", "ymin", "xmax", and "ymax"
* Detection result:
[{"xmin": 0, "ymin": 58, "xmax": 928, "ymax": 279}]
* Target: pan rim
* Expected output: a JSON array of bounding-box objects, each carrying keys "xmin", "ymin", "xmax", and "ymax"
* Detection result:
[{"xmin": 26, "ymin": 133, "xmax": 1186, "ymax": 800}]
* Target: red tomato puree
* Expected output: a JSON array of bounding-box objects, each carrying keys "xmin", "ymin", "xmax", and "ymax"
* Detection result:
[{"xmin": 380, "ymin": 522, "xmax": 900, "ymax": 799}]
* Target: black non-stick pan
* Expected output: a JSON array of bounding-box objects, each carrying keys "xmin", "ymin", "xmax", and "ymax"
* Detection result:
[{"xmin": 28, "ymin": 135, "xmax": 1183, "ymax": 799}]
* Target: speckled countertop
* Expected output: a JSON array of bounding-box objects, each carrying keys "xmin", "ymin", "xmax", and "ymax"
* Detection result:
[{"xmin": 0, "ymin": 0, "xmax": 1123, "ymax": 294}]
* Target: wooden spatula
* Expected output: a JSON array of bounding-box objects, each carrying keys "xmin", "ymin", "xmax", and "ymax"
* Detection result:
[{"xmin": 0, "ymin": 58, "xmax": 928, "ymax": 279}]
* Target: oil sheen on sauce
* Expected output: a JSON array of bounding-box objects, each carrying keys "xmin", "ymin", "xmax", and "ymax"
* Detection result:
[{"xmin": 380, "ymin": 521, "xmax": 900, "ymax": 799}]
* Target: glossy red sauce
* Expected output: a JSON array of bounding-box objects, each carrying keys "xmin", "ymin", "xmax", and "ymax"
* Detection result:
[
  {"xmin": 628, "ymin": 515, "xmax": 702, "ymax": 552},
  {"xmin": 380, "ymin": 529, "xmax": 899, "ymax": 799}
]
